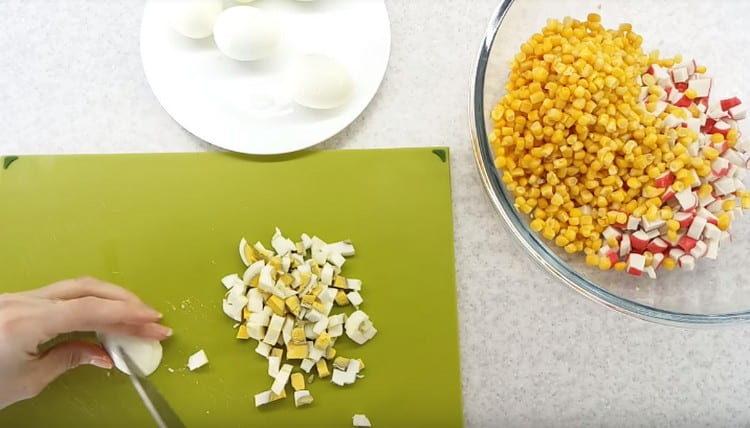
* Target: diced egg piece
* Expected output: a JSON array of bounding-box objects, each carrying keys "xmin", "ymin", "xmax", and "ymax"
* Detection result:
[
  {"xmin": 254, "ymin": 389, "xmax": 286, "ymax": 407},
  {"xmin": 347, "ymin": 291, "xmax": 364, "ymax": 307},
  {"xmin": 222, "ymin": 230, "xmax": 375, "ymax": 409},
  {"xmin": 294, "ymin": 390, "xmax": 314, "ymax": 407},
  {"xmin": 352, "ymin": 414, "xmax": 372, "ymax": 427},
  {"xmin": 221, "ymin": 273, "xmax": 244, "ymax": 290},
  {"xmin": 289, "ymin": 54, "xmax": 354, "ymax": 109},
  {"xmin": 242, "ymin": 260, "xmax": 265, "ymax": 284},
  {"xmin": 223, "ymin": 285, "xmax": 248, "ymax": 322},
  {"xmin": 345, "ymin": 310, "xmax": 378, "ymax": 345},
  {"xmin": 187, "ymin": 349, "xmax": 209, "ymax": 371},
  {"xmin": 213, "ymin": 6, "xmax": 280, "ymax": 61},
  {"xmin": 271, "ymin": 364, "xmax": 293, "ymax": 395}
]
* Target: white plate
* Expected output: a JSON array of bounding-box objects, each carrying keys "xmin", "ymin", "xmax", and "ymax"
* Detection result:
[{"xmin": 140, "ymin": 0, "xmax": 390, "ymax": 155}]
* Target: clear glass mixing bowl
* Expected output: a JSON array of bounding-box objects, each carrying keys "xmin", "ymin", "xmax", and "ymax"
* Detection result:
[{"xmin": 470, "ymin": 0, "xmax": 750, "ymax": 326}]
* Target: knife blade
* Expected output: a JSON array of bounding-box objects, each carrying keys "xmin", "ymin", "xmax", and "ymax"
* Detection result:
[{"xmin": 114, "ymin": 346, "xmax": 186, "ymax": 428}]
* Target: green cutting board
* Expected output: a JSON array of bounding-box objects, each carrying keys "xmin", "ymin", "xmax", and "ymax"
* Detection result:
[{"xmin": 0, "ymin": 149, "xmax": 462, "ymax": 428}]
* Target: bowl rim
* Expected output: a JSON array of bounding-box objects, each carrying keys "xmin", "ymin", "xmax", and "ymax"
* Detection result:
[{"xmin": 468, "ymin": 0, "xmax": 750, "ymax": 326}]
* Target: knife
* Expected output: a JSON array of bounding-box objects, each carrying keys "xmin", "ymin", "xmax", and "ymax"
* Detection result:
[{"xmin": 113, "ymin": 346, "xmax": 186, "ymax": 428}]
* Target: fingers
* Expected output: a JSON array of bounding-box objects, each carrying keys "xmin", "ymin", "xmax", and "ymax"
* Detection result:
[
  {"xmin": 30, "ymin": 277, "xmax": 142, "ymax": 303},
  {"xmin": 99, "ymin": 322, "xmax": 172, "ymax": 341},
  {"xmin": 47, "ymin": 297, "xmax": 162, "ymax": 337},
  {"xmin": 28, "ymin": 341, "xmax": 112, "ymax": 399}
]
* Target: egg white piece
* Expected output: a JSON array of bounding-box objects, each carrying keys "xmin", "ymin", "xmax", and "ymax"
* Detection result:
[
  {"xmin": 164, "ymin": 0, "xmax": 223, "ymax": 39},
  {"xmin": 213, "ymin": 6, "xmax": 280, "ymax": 61},
  {"xmin": 289, "ymin": 54, "xmax": 354, "ymax": 109},
  {"xmin": 99, "ymin": 333, "xmax": 163, "ymax": 376}
]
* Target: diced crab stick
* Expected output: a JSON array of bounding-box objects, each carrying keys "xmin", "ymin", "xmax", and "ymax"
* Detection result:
[
  {"xmin": 678, "ymin": 235, "xmax": 698, "ymax": 252},
  {"xmin": 712, "ymin": 140, "xmax": 729, "ymax": 155},
  {"xmin": 630, "ymin": 231, "xmax": 650, "ymax": 253},
  {"xmin": 667, "ymin": 89, "xmax": 684, "ymax": 104},
  {"xmin": 644, "ymin": 229, "xmax": 661, "ymax": 240},
  {"xmin": 711, "ymin": 157, "xmax": 730, "ymax": 177},
  {"xmin": 687, "ymin": 216, "xmax": 707, "ymax": 239},
  {"xmin": 602, "ymin": 226, "xmax": 622, "ymax": 241},
  {"xmin": 626, "ymin": 215, "xmax": 641, "ymax": 231},
  {"xmin": 713, "ymin": 177, "xmax": 736, "ymax": 196},
  {"xmin": 652, "ymin": 100, "xmax": 669, "ymax": 116},
  {"xmin": 651, "ymin": 64, "xmax": 672, "ymax": 87},
  {"xmin": 669, "ymin": 248, "xmax": 685, "ymax": 260},
  {"xmin": 687, "ymin": 77, "xmax": 712, "ymax": 98},
  {"xmin": 698, "ymin": 193, "xmax": 715, "ymax": 208},
  {"xmin": 674, "ymin": 96, "xmax": 692, "ymax": 108},
  {"xmin": 652, "ymin": 253, "xmax": 665, "ymax": 269},
  {"xmin": 599, "ymin": 246, "xmax": 619, "ymax": 264},
  {"xmin": 646, "ymin": 237, "xmax": 668, "ymax": 254},
  {"xmin": 729, "ymin": 105, "xmax": 747, "ymax": 120},
  {"xmin": 690, "ymin": 240, "xmax": 708, "ymax": 258},
  {"xmin": 627, "ymin": 253, "xmax": 646, "ymax": 276},
  {"xmin": 644, "ymin": 266, "xmax": 657, "ymax": 279},
  {"xmin": 723, "ymin": 149, "xmax": 745, "ymax": 167},
  {"xmin": 706, "ymin": 239, "xmax": 719, "ymax": 259},
  {"xmin": 675, "ymin": 189, "xmax": 698, "ymax": 211},
  {"xmin": 713, "ymin": 120, "xmax": 731, "ymax": 136},
  {"xmin": 663, "ymin": 114, "xmax": 682, "ymax": 128},
  {"xmin": 679, "ymin": 254, "xmax": 696, "ymax": 271},
  {"xmin": 638, "ymin": 86, "xmax": 649, "ymax": 102},
  {"xmin": 654, "ymin": 171, "xmax": 675, "ymax": 188},
  {"xmin": 697, "ymin": 207, "xmax": 719, "ymax": 224},
  {"xmin": 703, "ymin": 223, "xmax": 721, "ymax": 240},
  {"xmin": 661, "ymin": 188, "xmax": 676, "ymax": 202},
  {"xmin": 707, "ymin": 104, "xmax": 727, "ymax": 120},
  {"xmin": 641, "ymin": 216, "xmax": 665, "ymax": 232},
  {"xmin": 619, "ymin": 234, "xmax": 632, "ymax": 258},
  {"xmin": 720, "ymin": 97, "xmax": 742, "ymax": 111},
  {"xmin": 679, "ymin": 59, "xmax": 697, "ymax": 75},
  {"xmin": 671, "ymin": 66, "xmax": 689, "ymax": 83}
]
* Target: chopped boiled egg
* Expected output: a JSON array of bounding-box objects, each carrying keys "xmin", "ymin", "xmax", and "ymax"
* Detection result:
[
  {"xmin": 187, "ymin": 349, "xmax": 209, "ymax": 371},
  {"xmin": 352, "ymin": 414, "xmax": 372, "ymax": 427},
  {"xmin": 271, "ymin": 364, "xmax": 293, "ymax": 395},
  {"xmin": 219, "ymin": 229, "xmax": 375, "ymax": 409},
  {"xmin": 293, "ymin": 390, "xmax": 314, "ymax": 407},
  {"xmin": 345, "ymin": 311, "xmax": 378, "ymax": 345},
  {"xmin": 254, "ymin": 389, "xmax": 286, "ymax": 407}
]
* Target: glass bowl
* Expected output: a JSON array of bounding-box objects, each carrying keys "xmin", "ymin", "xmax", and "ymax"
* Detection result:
[{"xmin": 470, "ymin": 0, "xmax": 750, "ymax": 326}]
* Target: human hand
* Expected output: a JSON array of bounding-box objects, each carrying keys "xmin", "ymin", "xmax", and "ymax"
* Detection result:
[{"xmin": 0, "ymin": 277, "xmax": 171, "ymax": 410}]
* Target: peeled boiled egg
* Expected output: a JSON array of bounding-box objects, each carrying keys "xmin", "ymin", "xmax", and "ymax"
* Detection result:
[
  {"xmin": 289, "ymin": 54, "xmax": 354, "ymax": 109},
  {"xmin": 165, "ymin": 0, "xmax": 223, "ymax": 39},
  {"xmin": 99, "ymin": 333, "xmax": 163, "ymax": 376},
  {"xmin": 213, "ymin": 6, "xmax": 280, "ymax": 61}
]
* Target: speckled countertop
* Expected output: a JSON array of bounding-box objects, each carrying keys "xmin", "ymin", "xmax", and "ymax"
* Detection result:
[{"xmin": 2, "ymin": 1, "xmax": 750, "ymax": 426}]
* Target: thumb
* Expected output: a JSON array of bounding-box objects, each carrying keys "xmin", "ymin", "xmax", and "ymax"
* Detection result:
[{"xmin": 32, "ymin": 341, "xmax": 113, "ymax": 388}]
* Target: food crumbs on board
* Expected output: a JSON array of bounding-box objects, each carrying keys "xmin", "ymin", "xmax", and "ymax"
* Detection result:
[
  {"xmin": 221, "ymin": 228, "xmax": 377, "ymax": 408},
  {"xmin": 490, "ymin": 12, "xmax": 749, "ymax": 279}
]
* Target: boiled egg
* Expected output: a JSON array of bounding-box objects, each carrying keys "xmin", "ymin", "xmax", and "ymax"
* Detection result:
[
  {"xmin": 99, "ymin": 333, "xmax": 163, "ymax": 376},
  {"xmin": 289, "ymin": 54, "xmax": 354, "ymax": 109},
  {"xmin": 213, "ymin": 6, "xmax": 280, "ymax": 61},
  {"xmin": 165, "ymin": 0, "xmax": 223, "ymax": 39}
]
